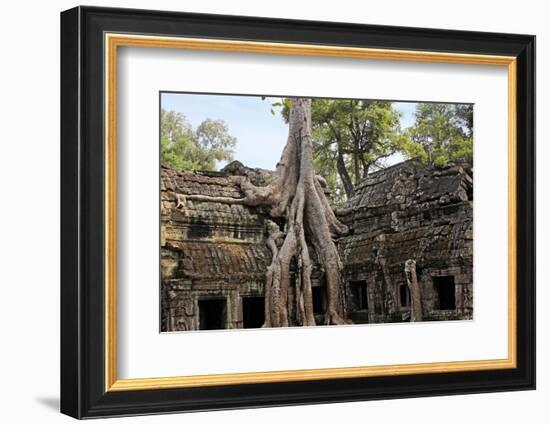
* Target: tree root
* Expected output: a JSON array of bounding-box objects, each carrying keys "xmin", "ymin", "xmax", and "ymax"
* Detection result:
[{"xmin": 174, "ymin": 98, "xmax": 349, "ymax": 327}]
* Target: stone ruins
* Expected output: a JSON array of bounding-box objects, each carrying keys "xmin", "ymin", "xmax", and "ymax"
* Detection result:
[{"xmin": 160, "ymin": 159, "xmax": 473, "ymax": 331}]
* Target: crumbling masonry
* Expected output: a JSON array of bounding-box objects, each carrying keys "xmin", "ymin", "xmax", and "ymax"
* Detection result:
[{"xmin": 161, "ymin": 159, "xmax": 473, "ymax": 331}]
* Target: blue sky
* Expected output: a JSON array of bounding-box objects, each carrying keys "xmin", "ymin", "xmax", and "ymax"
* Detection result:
[{"xmin": 161, "ymin": 93, "xmax": 417, "ymax": 170}]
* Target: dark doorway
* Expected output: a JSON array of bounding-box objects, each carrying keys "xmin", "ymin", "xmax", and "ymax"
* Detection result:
[
  {"xmin": 433, "ymin": 276, "xmax": 456, "ymax": 310},
  {"xmin": 399, "ymin": 284, "xmax": 410, "ymax": 307},
  {"xmin": 350, "ymin": 280, "xmax": 368, "ymax": 310},
  {"xmin": 312, "ymin": 286, "xmax": 326, "ymax": 314},
  {"xmin": 198, "ymin": 299, "xmax": 226, "ymax": 330},
  {"xmin": 242, "ymin": 297, "xmax": 264, "ymax": 328}
]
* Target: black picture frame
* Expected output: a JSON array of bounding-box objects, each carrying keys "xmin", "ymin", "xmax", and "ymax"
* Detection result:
[{"xmin": 60, "ymin": 5, "xmax": 536, "ymax": 419}]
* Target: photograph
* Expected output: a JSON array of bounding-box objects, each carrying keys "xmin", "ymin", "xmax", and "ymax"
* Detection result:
[
  {"xmin": 159, "ymin": 93, "xmax": 474, "ymax": 332},
  {"xmin": 58, "ymin": 6, "xmax": 536, "ymax": 418}
]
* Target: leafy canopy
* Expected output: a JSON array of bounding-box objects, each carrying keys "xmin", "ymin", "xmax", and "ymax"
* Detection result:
[
  {"xmin": 161, "ymin": 99, "xmax": 473, "ymax": 206},
  {"xmin": 410, "ymin": 103, "xmax": 473, "ymax": 166},
  {"xmin": 274, "ymin": 99, "xmax": 473, "ymax": 205},
  {"xmin": 160, "ymin": 109, "xmax": 237, "ymax": 171},
  {"xmin": 276, "ymin": 98, "xmax": 424, "ymax": 205}
]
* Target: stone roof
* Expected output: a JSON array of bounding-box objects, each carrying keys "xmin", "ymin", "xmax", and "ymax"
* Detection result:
[
  {"xmin": 161, "ymin": 166, "xmax": 243, "ymax": 200},
  {"xmin": 341, "ymin": 158, "xmax": 472, "ymax": 213},
  {"xmin": 164, "ymin": 240, "xmax": 271, "ymax": 280},
  {"xmin": 338, "ymin": 159, "xmax": 473, "ymax": 272},
  {"xmin": 161, "ymin": 159, "xmax": 473, "ymax": 282},
  {"xmin": 161, "ymin": 165, "xmax": 271, "ymax": 282}
]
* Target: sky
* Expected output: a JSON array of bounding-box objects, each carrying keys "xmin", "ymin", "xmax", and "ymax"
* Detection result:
[{"xmin": 161, "ymin": 92, "xmax": 418, "ymax": 170}]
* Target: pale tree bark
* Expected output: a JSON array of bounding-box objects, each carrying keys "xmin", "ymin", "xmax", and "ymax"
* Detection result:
[
  {"xmin": 176, "ymin": 99, "xmax": 348, "ymax": 326},
  {"xmin": 404, "ymin": 259, "xmax": 423, "ymax": 322}
]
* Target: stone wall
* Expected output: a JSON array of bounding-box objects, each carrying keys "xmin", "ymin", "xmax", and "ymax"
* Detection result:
[
  {"xmin": 160, "ymin": 166, "xmax": 271, "ymax": 331},
  {"xmin": 160, "ymin": 159, "xmax": 474, "ymax": 332},
  {"xmin": 337, "ymin": 159, "xmax": 473, "ymax": 323}
]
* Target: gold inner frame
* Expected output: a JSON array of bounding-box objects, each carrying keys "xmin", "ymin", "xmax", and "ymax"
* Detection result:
[{"xmin": 104, "ymin": 33, "xmax": 517, "ymax": 392}]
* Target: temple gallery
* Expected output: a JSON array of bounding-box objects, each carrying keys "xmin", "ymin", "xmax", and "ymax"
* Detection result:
[{"xmin": 160, "ymin": 158, "xmax": 473, "ymax": 332}]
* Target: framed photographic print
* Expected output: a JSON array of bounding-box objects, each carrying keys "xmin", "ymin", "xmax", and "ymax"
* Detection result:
[{"xmin": 60, "ymin": 6, "xmax": 536, "ymax": 419}]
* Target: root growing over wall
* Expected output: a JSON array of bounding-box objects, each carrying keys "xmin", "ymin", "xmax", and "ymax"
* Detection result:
[{"xmin": 178, "ymin": 99, "xmax": 348, "ymax": 326}]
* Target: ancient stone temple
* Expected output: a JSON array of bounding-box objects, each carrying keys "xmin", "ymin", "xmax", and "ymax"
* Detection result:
[
  {"xmin": 338, "ymin": 159, "xmax": 473, "ymax": 324},
  {"xmin": 160, "ymin": 166, "xmax": 270, "ymax": 332},
  {"xmin": 160, "ymin": 159, "xmax": 473, "ymax": 332}
]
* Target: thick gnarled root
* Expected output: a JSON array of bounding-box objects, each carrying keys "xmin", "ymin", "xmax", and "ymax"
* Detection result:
[{"xmin": 176, "ymin": 98, "xmax": 350, "ymax": 328}]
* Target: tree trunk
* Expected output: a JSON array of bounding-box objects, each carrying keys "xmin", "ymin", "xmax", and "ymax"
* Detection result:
[
  {"xmin": 361, "ymin": 157, "xmax": 370, "ymax": 180},
  {"xmin": 337, "ymin": 149, "xmax": 355, "ymax": 199},
  {"xmin": 179, "ymin": 98, "xmax": 348, "ymax": 326},
  {"xmin": 352, "ymin": 140, "xmax": 360, "ymax": 185},
  {"xmin": 405, "ymin": 259, "xmax": 423, "ymax": 322}
]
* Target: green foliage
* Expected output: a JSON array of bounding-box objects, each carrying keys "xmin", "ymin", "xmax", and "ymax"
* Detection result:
[
  {"xmin": 160, "ymin": 109, "xmax": 236, "ymax": 171},
  {"xmin": 273, "ymin": 99, "xmax": 473, "ymax": 204},
  {"xmin": 272, "ymin": 98, "xmax": 426, "ymax": 205},
  {"xmin": 395, "ymin": 129, "xmax": 429, "ymax": 163},
  {"xmin": 410, "ymin": 103, "xmax": 473, "ymax": 166},
  {"xmin": 308, "ymin": 140, "xmax": 339, "ymax": 201},
  {"xmin": 309, "ymin": 99, "xmax": 421, "ymax": 204}
]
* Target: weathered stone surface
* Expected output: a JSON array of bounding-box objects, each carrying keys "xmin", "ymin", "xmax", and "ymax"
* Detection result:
[
  {"xmin": 337, "ymin": 159, "xmax": 473, "ymax": 323},
  {"xmin": 160, "ymin": 165, "xmax": 271, "ymax": 331},
  {"xmin": 161, "ymin": 158, "xmax": 473, "ymax": 331},
  {"xmin": 220, "ymin": 160, "xmax": 274, "ymax": 186}
]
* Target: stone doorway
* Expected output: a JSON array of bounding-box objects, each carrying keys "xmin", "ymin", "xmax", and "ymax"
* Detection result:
[
  {"xmin": 349, "ymin": 280, "xmax": 368, "ymax": 311},
  {"xmin": 242, "ymin": 297, "xmax": 264, "ymax": 329},
  {"xmin": 198, "ymin": 299, "xmax": 226, "ymax": 330},
  {"xmin": 399, "ymin": 284, "xmax": 411, "ymax": 307},
  {"xmin": 433, "ymin": 276, "xmax": 456, "ymax": 310}
]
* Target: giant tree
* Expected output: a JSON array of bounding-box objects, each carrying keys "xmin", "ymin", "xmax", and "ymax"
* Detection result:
[
  {"xmin": 276, "ymin": 99, "xmax": 420, "ymax": 202},
  {"xmin": 176, "ymin": 99, "xmax": 348, "ymax": 326}
]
